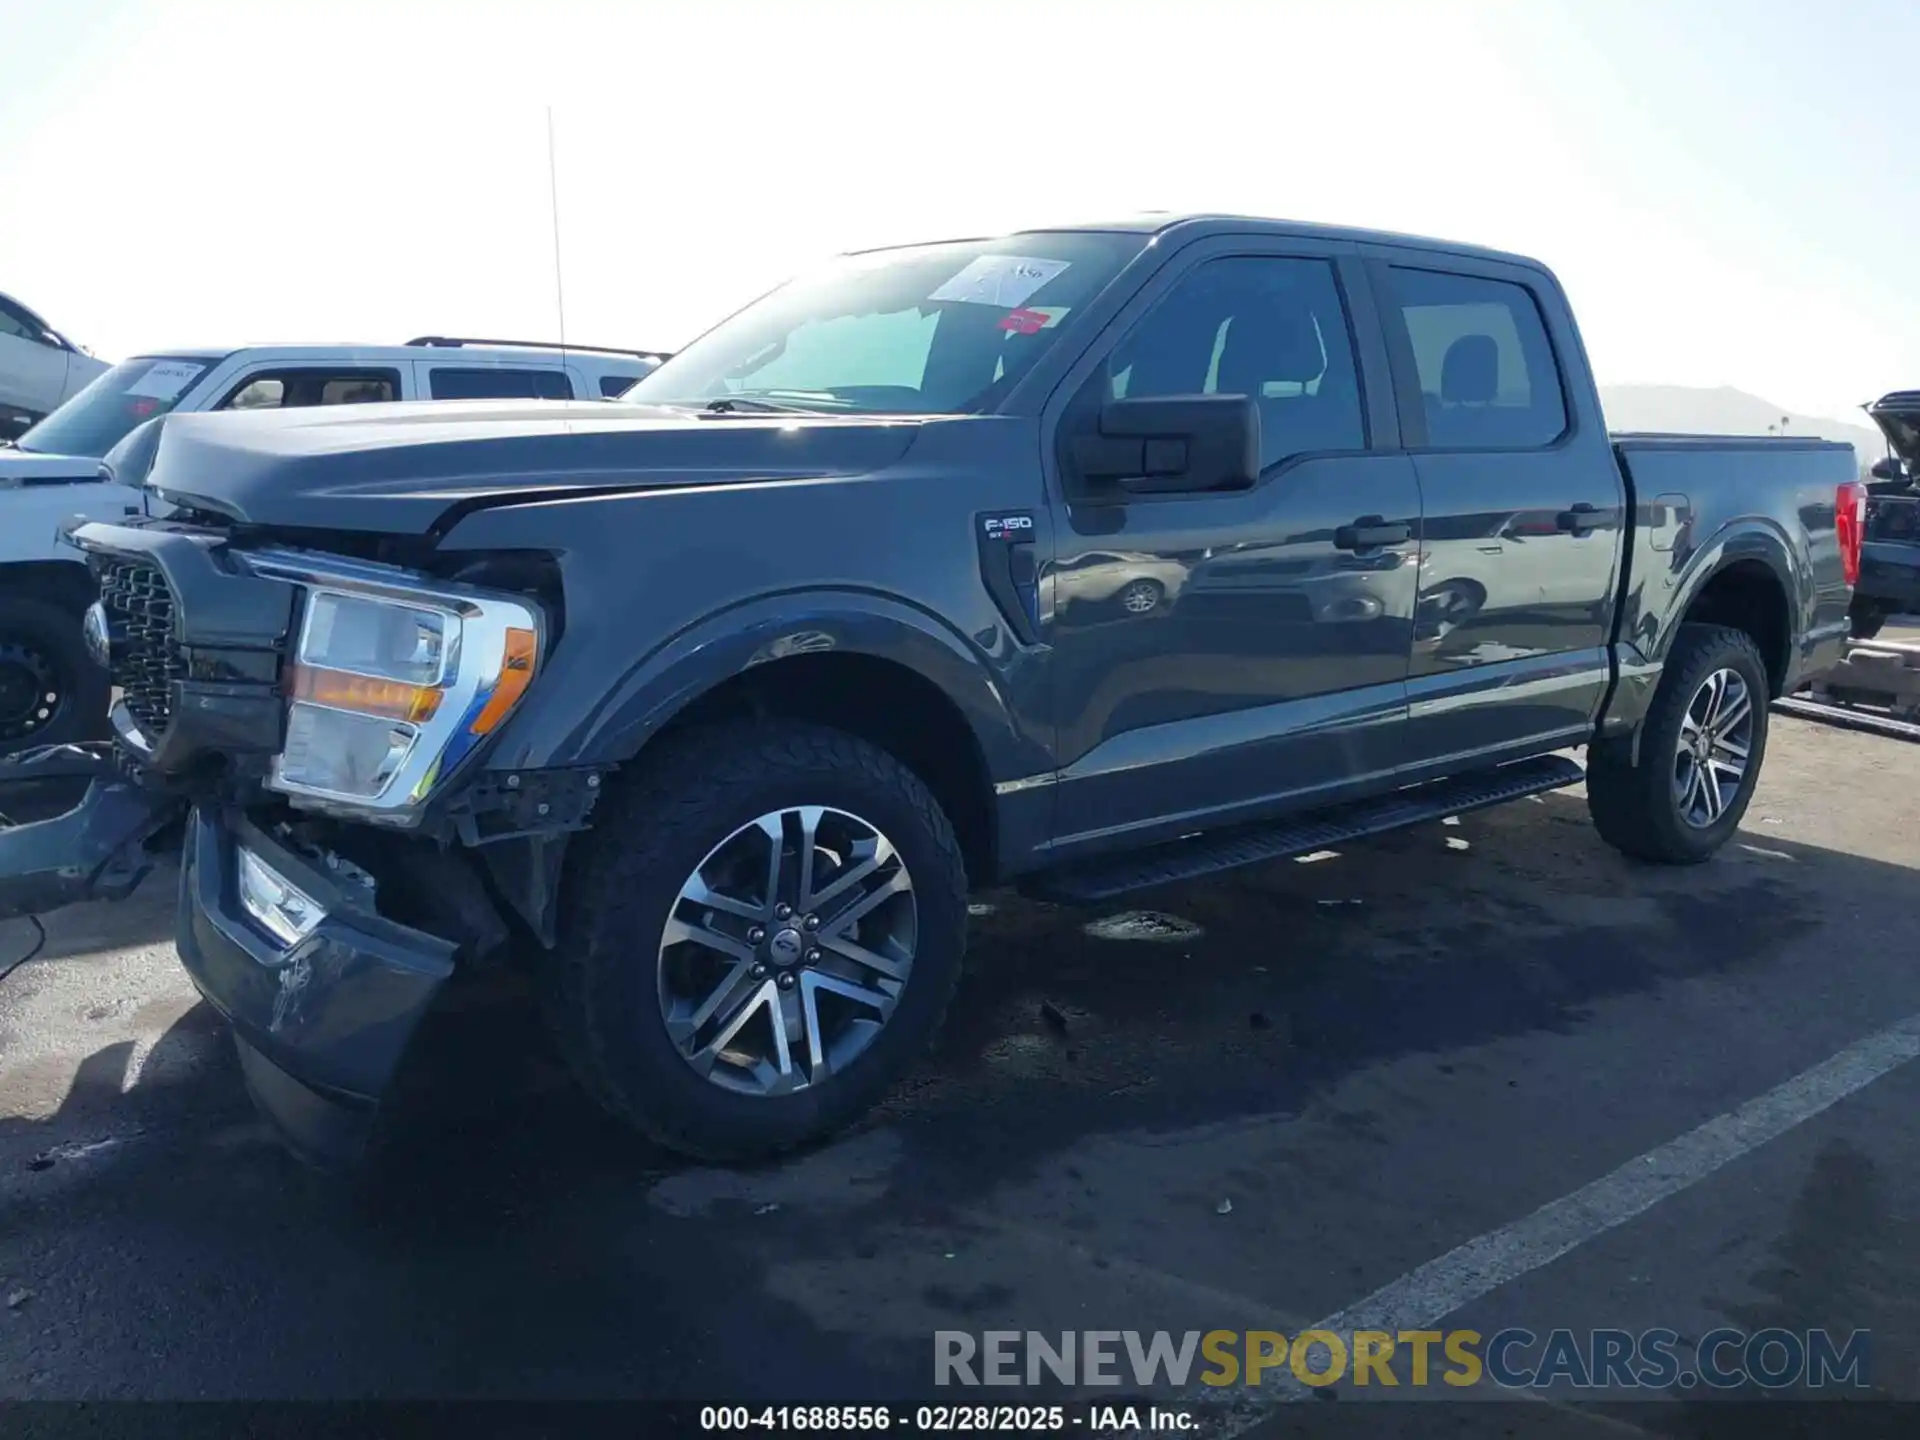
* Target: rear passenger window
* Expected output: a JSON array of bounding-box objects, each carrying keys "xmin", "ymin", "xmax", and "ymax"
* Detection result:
[
  {"xmin": 1388, "ymin": 268, "xmax": 1567, "ymax": 450},
  {"xmin": 429, "ymin": 368, "xmax": 575, "ymax": 401},
  {"xmin": 600, "ymin": 375, "xmax": 639, "ymax": 398},
  {"xmin": 1107, "ymin": 256, "xmax": 1366, "ymax": 471}
]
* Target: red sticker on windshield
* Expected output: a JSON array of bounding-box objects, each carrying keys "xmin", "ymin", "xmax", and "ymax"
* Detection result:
[
  {"xmin": 130, "ymin": 398, "xmax": 158, "ymax": 417},
  {"xmin": 998, "ymin": 308, "xmax": 1048, "ymax": 335}
]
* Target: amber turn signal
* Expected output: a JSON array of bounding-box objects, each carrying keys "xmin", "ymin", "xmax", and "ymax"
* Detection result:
[
  {"xmin": 290, "ymin": 664, "xmax": 443, "ymax": 722},
  {"xmin": 468, "ymin": 627, "xmax": 539, "ymax": 735}
]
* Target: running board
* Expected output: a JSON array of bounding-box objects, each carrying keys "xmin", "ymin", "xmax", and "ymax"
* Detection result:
[
  {"xmin": 1019, "ymin": 755, "xmax": 1585, "ymax": 905},
  {"xmin": 1774, "ymin": 697, "xmax": 1920, "ymax": 744}
]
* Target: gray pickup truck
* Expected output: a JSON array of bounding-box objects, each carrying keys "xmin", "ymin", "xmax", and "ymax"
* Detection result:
[{"xmin": 0, "ymin": 214, "xmax": 1862, "ymax": 1169}]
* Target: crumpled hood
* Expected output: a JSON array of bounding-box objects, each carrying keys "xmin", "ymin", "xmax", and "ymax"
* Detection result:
[
  {"xmin": 138, "ymin": 399, "xmax": 928, "ymax": 535},
  {"xmin": 1866, "ymin": 391, "xmax": 1920, "ymax": 473}
]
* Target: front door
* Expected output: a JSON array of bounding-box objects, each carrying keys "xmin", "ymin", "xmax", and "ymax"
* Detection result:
[{"xmin": 1042, "ymin": 243, "xmax": 1422, "ymax": 854}]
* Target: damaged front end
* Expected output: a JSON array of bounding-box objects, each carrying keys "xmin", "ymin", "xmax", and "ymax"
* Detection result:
[
  {"xmin": 0, "ymin": 515, "xmax": 594, "ymax": 1168},
  {"xmin": 0, "ymin": 744, "xmax": 183, "ymax": 922}
]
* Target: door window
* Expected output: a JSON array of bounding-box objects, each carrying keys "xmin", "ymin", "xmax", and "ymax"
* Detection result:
[
  {"xmin": 428, "ymin": 367, "xmax": 574, "ymax": 400},
  {"xmin": 0, "ymin": 302, "xmax": 38, "ymax": 341},
  {"xmin": 1387, "ymin": 268, "xmax": 1568, "ymax": 450},
  {"xmin": 1106, "ymin": 256, "xmax": 1366, "ymax": 471},
  {"xmin": 217, "ymin": 369, "xmax": 401, "ymax": 411}
]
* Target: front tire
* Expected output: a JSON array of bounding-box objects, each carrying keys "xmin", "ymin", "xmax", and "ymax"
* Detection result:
[
  {"xmin": 1586, "ymin": 623, "xmax": 1769, "ymax": 864},
  {"xmin": 547, "ymin": 720, "xmax": 968, "ymax": 1162},
  {"xmin": 0, "ymin": 595, "xmax": 110, "ymax": 755}
]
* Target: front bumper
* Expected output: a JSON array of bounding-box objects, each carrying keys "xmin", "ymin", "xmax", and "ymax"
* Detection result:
[
  {"xmin": 0, "ymin": 745, "xmax": 179, "ymax": 921},
  {"xmin": 177, "ymin": 808, "xmax": 456, "ymax": 1169}
]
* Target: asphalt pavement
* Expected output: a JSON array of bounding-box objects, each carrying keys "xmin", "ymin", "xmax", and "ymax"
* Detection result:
[{"xmin": 2, "ymin": 709, "xmax": 1918, "ymax": 1434}]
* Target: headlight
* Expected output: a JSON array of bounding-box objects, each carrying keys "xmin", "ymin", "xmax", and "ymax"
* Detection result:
[{"xmin": 239, "ymin": 551, "xmax": 543, "ymax": 817}]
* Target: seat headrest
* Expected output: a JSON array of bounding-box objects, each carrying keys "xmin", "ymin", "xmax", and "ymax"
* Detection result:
[
  {"xmin": 1216, "ymin": 307, "xmax": 1325, "ymax": 396},
  {"xmin": 1440, "ymin": 334, "xmax": 1498, "ymax": 405}
]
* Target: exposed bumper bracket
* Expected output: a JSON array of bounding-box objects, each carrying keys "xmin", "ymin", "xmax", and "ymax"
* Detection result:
[{"xmin": 0, "ymin": 744, "xmax": 187, "ymax": 922}]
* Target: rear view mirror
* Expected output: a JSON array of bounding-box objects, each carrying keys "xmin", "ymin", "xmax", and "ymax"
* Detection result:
[
  {"xmin": 1870, "ymin": 456, "xmax": 1907, "ymax": 483},
  {"xmin": 1071, "ymin": 395, "xmax": 1260, "ymax": 496}
]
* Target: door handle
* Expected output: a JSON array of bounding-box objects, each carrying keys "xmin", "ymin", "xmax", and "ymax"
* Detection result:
[
  {"xmin": 1556, "ymin": 502, "xmax": 1603, "ymax": 536},
  {"xmin": 1333, "ymin": 516, "xmax": 1412, "ymax": 550}
]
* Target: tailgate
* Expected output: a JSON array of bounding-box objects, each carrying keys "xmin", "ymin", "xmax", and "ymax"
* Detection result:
[{"xmin": 1866, "ymin": 491, "xmax": 1920, "ymax": 546}]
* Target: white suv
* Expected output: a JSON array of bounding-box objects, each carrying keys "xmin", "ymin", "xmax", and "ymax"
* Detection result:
[
  {"xmin": 0, "ymin": 292, "xmax": 110, "ymax": 440},
  {"xmin": 0, "ymin": 336, "xmax": 665, "ymax": 751}
]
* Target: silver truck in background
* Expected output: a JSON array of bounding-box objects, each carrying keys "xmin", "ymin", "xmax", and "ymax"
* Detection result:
[{"xmin": 0, "ymin": 337, "xmax": 668, "ymax": 750}]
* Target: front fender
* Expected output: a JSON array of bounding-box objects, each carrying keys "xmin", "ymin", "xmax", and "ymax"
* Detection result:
[{"xmin": 492, "ymin": 588, "xmax": 1051, "ymax": 786}]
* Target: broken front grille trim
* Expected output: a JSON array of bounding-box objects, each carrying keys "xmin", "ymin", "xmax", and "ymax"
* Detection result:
[{"xmin": 96, "ymin": 557, "xmax": 186, "ymax": 740}]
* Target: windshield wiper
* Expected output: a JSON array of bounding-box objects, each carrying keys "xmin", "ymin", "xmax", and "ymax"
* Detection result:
[{"xmin": 702, "ymin": 396, "xmax": 821, "ymax": 415}]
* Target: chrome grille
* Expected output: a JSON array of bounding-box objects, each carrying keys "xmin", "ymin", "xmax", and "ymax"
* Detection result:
[{"xmin": 97, "ymin": 557, "xmax": 185, "ymax": 739}]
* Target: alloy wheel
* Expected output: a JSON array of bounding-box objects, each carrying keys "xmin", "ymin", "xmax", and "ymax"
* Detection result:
[
  {"xmin": 1673, "ymin": 666, "xmax": 1754, "ymax": 828},
  {"xmin": 656, "ymin": 805, "xmax": 917, "ymax": 1096}
]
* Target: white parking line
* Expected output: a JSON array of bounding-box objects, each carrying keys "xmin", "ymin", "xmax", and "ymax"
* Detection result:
[{"xmin": 1224, "ymin": 1011, "xmax": 1920, "ymax": 1425}]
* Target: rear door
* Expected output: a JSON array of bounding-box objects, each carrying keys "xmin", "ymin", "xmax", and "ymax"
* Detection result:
[
  {"xmin": 1041, "ymin": 238, "xmax": 1422, "ymax": 853},
  {"xmin": 1367, "ymin": 253, "xmax": 1626, "ymax": 770}
]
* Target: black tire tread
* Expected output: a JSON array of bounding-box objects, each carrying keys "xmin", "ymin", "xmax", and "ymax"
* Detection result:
[
  {"xmin": 545, "ymin": 719, "xmax": 967, "ymax": 1162},
  {"xmin": 0, "ymin": 592, "xmax": 110, "ymax": 751}
]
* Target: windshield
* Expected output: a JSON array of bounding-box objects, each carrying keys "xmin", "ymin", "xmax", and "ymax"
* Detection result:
[
  {"xmin": 15, "ymin": 356, "xmax": 212, "ymax": 457},
  {"xmin": 625, "ymin": 232, "xmax": 1146, "ymax": 415}
]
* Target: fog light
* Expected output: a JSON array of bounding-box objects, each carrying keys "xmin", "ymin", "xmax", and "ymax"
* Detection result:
[{"xmin": 236, "ymin": 847, "xmax": 325, "ymax": 949}]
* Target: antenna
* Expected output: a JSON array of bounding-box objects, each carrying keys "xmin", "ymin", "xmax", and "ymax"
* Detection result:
[{"xmin": 546, "ymin": 106, "xmax": 568, "ymax": 365}]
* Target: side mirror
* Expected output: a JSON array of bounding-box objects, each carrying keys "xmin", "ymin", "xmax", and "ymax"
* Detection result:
[
  {"xmin": 1870, "ymin": 456, "xmax": 1907, "ymax": 483},
  {"xmin": 1071, "ymin": 395, "xmax": 1260, "ymax": 496}
]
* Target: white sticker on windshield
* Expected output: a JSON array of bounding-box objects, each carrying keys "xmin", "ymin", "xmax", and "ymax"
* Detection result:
[
  {"xmin": 126, "ymin": 360, "xmax": 201, "ymax": 402},
  {"xmin": 929, "ymin": 255, "xmax": 1070, "ymax": 309}
]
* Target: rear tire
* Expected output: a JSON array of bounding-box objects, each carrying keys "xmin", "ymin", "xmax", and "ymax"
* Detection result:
[
  {"xmin": 1587, "ymin": 623, "xmax": 1769, "ymax": 864},
  {"xmin": 546, "ymin": 720, "xmax": 968, "ymax": 1162},
  {"xmin": 0, "ymin": 594, "xmax": 110, "ymax": 756}
]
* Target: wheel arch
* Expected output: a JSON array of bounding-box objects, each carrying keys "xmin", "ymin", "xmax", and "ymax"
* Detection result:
[
  {"xmin": 0, "ymin": 559, "xmax": 97, "ymax": 614},
  {"xmin": 505, "ymin": 590, "xmax": 1049, "ymax": 897},
  {"xmin": 1662, "ymin": 522, "xmax": 1800, "ymax": 698}
]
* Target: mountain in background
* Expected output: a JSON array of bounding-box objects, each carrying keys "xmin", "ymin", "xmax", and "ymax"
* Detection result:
[{"xmin": 1599, "ymin": 385, "xmax": 1887, "ymax": 476}]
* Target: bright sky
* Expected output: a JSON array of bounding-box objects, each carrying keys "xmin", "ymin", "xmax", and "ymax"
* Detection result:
[{"xmin": 3, "ymin": 0, "xmax": 1913, "ymax": 426}]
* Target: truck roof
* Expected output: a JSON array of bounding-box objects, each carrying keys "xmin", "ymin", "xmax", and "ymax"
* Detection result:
[{"xmin": 857, "ymin": 212, "xmax": 1546, "ymax": 271}]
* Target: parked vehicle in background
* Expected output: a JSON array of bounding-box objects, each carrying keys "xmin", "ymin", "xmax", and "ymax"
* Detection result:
[
  {"xmin": 0, "ymin": 215, "xmax": 1860, "ymax": 1174},
  {"xmin": 1846, "ymin": 390, "xmax": 1920, "ymax": 639},
  {"xmin": 0, "ymin": 291, "xmax": 109, "ymax": 441},
  {"xmin": 0, "ymin": 337, "xmax": 667, "ymax": 750}
]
